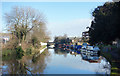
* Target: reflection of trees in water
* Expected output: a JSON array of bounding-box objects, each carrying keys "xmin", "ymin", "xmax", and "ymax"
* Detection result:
[
  {"xmin": 29, "ymin": 49, "xmax": 50, "ymax": 74},
  {"xmin": 2, "ymin": 49, "xmax": 50, "ymax": 74},
  {"xmin": 54, "ymin": 48, "xmax": 69, "ymax": 57},
  {"xmin": 54, "ymin": 48, "xmax": 81, "ymax": 57},
  {"xmin": 2, "ymin": 60, "xmax": 28, "ymax": 74}
]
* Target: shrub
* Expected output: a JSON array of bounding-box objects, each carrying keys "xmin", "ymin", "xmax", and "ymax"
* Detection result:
[
  {"xmin": 26, "ymin": 48, "xmax": 32, "ymax": 55},
  {"xmin": 31, "ymin": 36, "xmax": 40, "ymax": 48},
  {"xmin": 16, "ymin": 46, "xmax": 24, "ymax": 59}
]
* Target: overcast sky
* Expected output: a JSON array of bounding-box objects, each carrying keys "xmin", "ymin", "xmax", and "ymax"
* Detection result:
[{"xmin": 0, "ymin": 1, "xmax": 112, "ymax": 40}]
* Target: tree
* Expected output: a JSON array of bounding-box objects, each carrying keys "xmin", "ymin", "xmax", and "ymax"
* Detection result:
[
  {"xmin": 89, "ymin": 2, "xmax": 120, "ymax": 45},
  {"xmin": 31, "ymin": 36, "xmax": 39, "ymax": 47},
  {"xmin": 54, "ymin": 34, "xmax": 72, "ymax": 46},
  {"xmin": 30, "ymin": 22, "xmax": 50, "ymax": 43},
  {"xmin": 5, "ymin": 6, "xmax": 46, "ymax": 44}
]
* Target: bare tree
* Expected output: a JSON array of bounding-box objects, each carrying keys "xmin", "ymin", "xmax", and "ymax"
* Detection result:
[
  {"xmin": 5, "ymin": 6, "xmax": 46, "ymax": 44},
  {"xmin": 30, "ymin": 22, "xmax": 50, "ymax": 43}
]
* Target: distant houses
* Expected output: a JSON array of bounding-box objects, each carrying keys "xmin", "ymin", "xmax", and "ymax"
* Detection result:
[
  {"xmin": 69, "ymin": 37, "xmax": 82, "ymax": 45},
  {"xmin": 0, "ymin": 33, "xmax": 12, "ymax": 44},
  {"xmin": 82, "ymin": 31, "xmax": 89, "ymax": 42},
  {"xmin": 82, "ymin": 31, "xmax": 89, "ymax": 39}
]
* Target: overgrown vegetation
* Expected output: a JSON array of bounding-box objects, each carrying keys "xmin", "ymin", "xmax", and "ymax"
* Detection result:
[
  {"xmin": 16, "ymin": 46, "xmax": 24, "ymax": 59},
  {"xmin": 89, "ymin": 2, "xmax": 120, "ymax": 45}
]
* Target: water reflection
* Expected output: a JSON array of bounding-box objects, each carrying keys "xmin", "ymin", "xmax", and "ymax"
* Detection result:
[
  {"xmin": 43, "ymin": 48, "xmax": 111, "ymax": 74},
  {"xmin": 2, "ymin": 48, "xmax": 111, "ymax": 74},
  {"xmin": 2, "ymin": 49, "xmax": 50, "ymax": 74}
]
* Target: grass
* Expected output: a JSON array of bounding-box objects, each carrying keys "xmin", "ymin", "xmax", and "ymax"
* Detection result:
[
  {"xmin": 40, "ymin": 45, "xmax": 46, "ymax": 50},
  {"xmin": 2, "ymin": 49, "xmax": 14, "ymax": 56},
  {"xmin": 2, "ymin": 49, "xmax": 16, "ymax": 61},
  {"xmin": 111, "ymin": 67, "xmax": 119, "ymax": 70},
  {"xmin": 111, "ymin": 72, "xmax": 118, "ymax": 75},
  {"xmin": 25, "ymin": 45, "xmax": 46, "ymax": 56}
]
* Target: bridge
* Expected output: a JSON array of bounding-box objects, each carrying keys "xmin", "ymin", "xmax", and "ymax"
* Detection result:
[
  {"xmin": 47, "ymin": 42, "xmax": 55, "ymax": 48},
  {"xmin": 47, "ymin": 42, "xmax": 55, "ymax": 45}
]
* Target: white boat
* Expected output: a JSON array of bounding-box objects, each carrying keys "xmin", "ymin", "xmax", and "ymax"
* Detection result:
[
  {"xmin": 81, "ymin": 44, "xmax": 87, "ymax": 53},
  {"xmin": 86, "ymin": 46, "xmax": 94, "ymax": 54},
  {"xmin": 87, "ymin": 46, "xmax": 100, "ymax": 54}
]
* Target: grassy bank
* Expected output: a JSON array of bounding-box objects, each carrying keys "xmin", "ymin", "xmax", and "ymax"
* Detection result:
[
  {"xmin": 101, "ymin": 48, "xmax": 120, "ymax": 75},
  {"xmin": 2, "ymin": 46, "xmax": 25, "ymax": 60},
  {"xmin": 40, "ymin": 45, "xmax": 46, "ymax": 50},
  {"xmin": 2, "ymin": 49, "xmax": 14, "ymax": 57},
  {"xmin": 25, "ymin": 45, "xmax": 46, "ymax": 55},
  {"xmin": 2, "ymin": 50, "xmax": 16, "ymax": 61}
]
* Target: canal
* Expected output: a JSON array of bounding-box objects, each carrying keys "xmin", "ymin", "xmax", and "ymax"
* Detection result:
[{"xmin": 2, "ymin": 48, "xmax": 111, "ymax": 74}]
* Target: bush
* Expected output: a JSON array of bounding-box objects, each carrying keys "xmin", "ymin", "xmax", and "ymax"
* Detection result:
[
  {"xmin": 31, "ymin": 36, "xmax": 40, "ymax": 48},
  {"xmin": 16, "ymin": 46, "xmax": 24, "ymax": 59},
  {"xmin": 26, "ymin": 48, "xmax": 32, "ymax": 55}
]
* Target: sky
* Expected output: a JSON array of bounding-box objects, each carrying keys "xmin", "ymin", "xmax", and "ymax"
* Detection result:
[{"xmin": 0, "ymin": 1, "xmax": 112, "ymax": 40}]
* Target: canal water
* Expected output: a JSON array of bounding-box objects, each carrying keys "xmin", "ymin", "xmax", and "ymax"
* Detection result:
[{"xmin": 2, "ymin": 48, "xmax": 111, "ymax": 74}]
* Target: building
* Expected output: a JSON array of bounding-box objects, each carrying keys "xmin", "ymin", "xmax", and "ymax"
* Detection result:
[
  {"xmin": 0, "ymin": 33, "xmax": 12, "ymax": 44},
  {"xmin": 82, "ymin": 31, "xmax": 89, "ymax": 42},
  {"xmin": 69, "ymin": 37, "xmax": 82, "ymax": 45},
  {"xmin": 82, "ymin": 31, "xmax": 89, "ymax": 38}
]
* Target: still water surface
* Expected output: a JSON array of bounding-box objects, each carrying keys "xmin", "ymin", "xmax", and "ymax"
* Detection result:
[{"xmin": 2, "ymin": 48, "xmax": 111, "ymax": 74}]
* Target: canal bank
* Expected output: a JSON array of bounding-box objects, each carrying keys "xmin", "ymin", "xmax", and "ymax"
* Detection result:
[
  {"xmin": 32, "ymin": 45, "xmax": 47, "ymax": 58},
  {"xmin": 101, "ymin": 48, "xmax": 120, "ymax": 75},
  {"xmin": 40, "ymin": 46, "xmax": 47, "ymax": 54}
]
